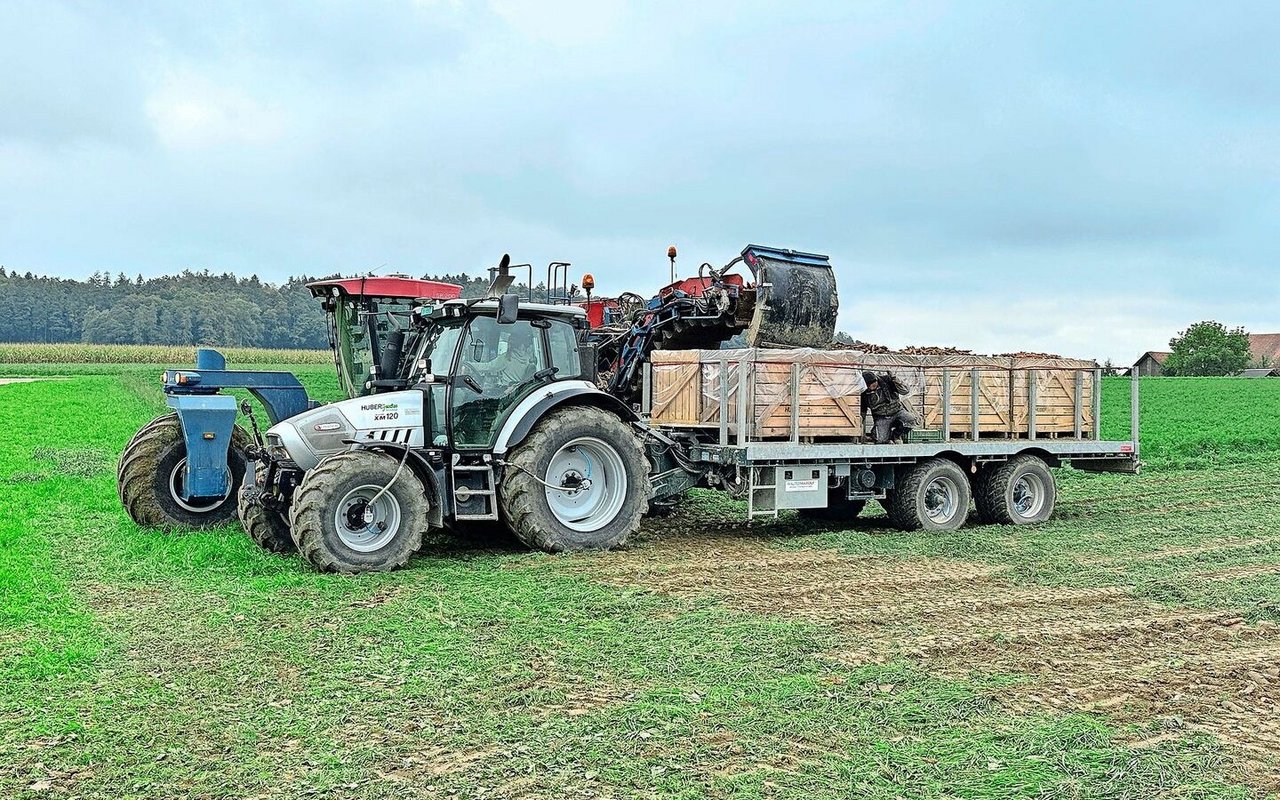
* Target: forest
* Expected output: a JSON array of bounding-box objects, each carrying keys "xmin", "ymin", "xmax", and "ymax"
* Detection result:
[{"xmin": 0, "ymin": 268, "xmax": 509, "ymax": 348}]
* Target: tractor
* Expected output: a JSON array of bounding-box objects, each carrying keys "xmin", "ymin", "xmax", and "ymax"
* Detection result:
[{"xmin": 117, "ymin": 246, "xmax": 840, "ymax": 572}]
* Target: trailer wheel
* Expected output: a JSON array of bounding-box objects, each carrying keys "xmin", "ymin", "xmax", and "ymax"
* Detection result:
[
  {"xmin": 117, "ymin": 413, "xmax": 251, "ymax": 529},
  {"xmin": 500, "ymin": 406, "xmax": 649, "ymax": 552},
  {"xmin": 887, "ymin": 458, "xmax": 971, "ymax": 532},
  {"xmin": 237, "ymin": 487, "xmax": 295, "ymax": 554},
  {"xmin": 289, "ymin": 450, "xmax": 429, "ymax": 573},
  {"xmin": 798, "ymin": 489, "xmax": 866, "ymax": 521},
  {"xmin": 974, "ymin": 455, "xmax": 1056, "ymax": 525}
]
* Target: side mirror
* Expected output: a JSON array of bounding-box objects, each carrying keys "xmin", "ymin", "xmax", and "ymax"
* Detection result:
[{"xmin": 497, "ymin": 293, "xmax": 519, "ymax": 324}]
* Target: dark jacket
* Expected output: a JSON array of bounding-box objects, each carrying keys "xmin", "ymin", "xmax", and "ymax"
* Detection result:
[{"xmin": 861, "ymin": 373, "xmax": 909, "ymax": 418}]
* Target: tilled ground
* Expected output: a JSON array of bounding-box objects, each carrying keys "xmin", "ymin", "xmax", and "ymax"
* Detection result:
[{"xmin": 565, "ymin": 518, "xmax": 1280, "ymax": 788}]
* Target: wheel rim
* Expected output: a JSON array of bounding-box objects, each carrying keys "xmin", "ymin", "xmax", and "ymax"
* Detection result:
[
  {"xmin": 1011, "ymin": 473, "xmax": 1047, "ymax": 519},
  {"xmin": 168, "ymin": 458, "xmax": 231, "ymax": 513},
  {"xmin": 544, "ymin": 437, "xmax": 628, "ymax": 532},
  {"xmin": 923, "ymin": 476, "xmax": 960, "ymax": 524},
  {"xmin": 333, "ymin": 485, "xmax": 402, "ymax": 552}
]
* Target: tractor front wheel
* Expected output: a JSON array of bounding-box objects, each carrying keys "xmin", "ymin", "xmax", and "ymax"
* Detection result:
[
  {"xmin": 117, "ymin": 413, "xmax": 250, "ymax": 529},
  {"xmin": 500, "ymin": 406, "xmax": 649, "ymax": 552},
  {"xmin": 289, "ymin": 450, "xmax": 429, "ymax": 573},
  {"xmin": 237, "ymin": 487, "xmax": 296, "ymax": 553}
]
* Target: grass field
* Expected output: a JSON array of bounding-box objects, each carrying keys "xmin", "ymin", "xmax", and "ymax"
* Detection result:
[{"xmin": 2, "ymin": 359, "xmax": 1279, "ymax": 798}]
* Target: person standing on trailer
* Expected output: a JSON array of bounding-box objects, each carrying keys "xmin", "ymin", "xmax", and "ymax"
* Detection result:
[{"xmin": 861, "ymin": 371, "xmax": 918, "ymax": 444}]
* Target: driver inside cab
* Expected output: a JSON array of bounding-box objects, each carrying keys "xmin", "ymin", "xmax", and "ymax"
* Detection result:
[{"xmin": 472, "ymin": 324, "xmax": 539, "ymax": 387}]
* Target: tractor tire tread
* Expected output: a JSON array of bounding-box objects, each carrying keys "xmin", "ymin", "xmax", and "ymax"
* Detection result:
[
  {"xmin": 238, "ymin": 489, "xmax": 295, "ymax": 554},
  {"xmin": 289, "ymin": 450, "xmax": 428, "ymax": 573},
  {"xmin": 500, "ymin": 406, "xmax": 648, "ymax": 553}
]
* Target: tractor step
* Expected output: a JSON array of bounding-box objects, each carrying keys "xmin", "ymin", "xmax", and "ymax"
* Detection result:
[{"xmin": 452, "ymin": 463, "xmax": 499, "ymax": 521}]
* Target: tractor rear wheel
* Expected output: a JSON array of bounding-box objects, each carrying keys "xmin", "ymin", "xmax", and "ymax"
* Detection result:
[
  {"xmin": 289, "ymin": 450, "xmax": 429, "ymax": 573},
  {"xmin": 499, "ymin": 406, "xmax": 649, "ymax": 552},
  {"xmin": 973, "ymin": 455, "xmax": 1056, "ymax": 525},
  {"xmin": 237, "ymin": 487, "xmax": 295, "ymax": 553},
  {"xmin": 887, "ymin": 458, "xmax": 971, "ymax": 532},
  {"xmin": 117, "ymin": 413, "xmax": 250, "ymax": 529}
]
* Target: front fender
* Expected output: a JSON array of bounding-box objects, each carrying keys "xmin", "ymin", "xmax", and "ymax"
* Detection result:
[
  {"xmin": 492, "ymin": 382, "xmax": 637, "ymax": 455},
  {"xmin": 351, "ymin": 442, "xmax": 444, "ymax": 530}
]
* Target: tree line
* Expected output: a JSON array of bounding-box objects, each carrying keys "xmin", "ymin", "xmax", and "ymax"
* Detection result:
[{"xmin": 0, "ymin": 267, "xmax": 571, "ymax": 349}]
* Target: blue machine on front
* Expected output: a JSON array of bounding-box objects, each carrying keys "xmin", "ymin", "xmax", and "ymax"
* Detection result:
[{"xmin": 162, "ymin": 347, "xmax": 316, "ymax": 502}]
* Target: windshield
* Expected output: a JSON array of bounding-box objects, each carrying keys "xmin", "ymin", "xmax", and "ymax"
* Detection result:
[{"xmin": 404, "ymin": 318, "xmax": 463, "ymax": 382}]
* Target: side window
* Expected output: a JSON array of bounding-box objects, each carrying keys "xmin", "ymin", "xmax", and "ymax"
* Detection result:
[{"xmin": 547, "ymin": 320, "xmax": 582, "ymax": 380}]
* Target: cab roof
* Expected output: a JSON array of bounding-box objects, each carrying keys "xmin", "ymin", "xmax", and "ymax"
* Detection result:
[
  {"xmin": 307, "ymin": 276, "xmax": 463, "ymax": 301},
  {"xmin": 438, "ymin": 298, "xmax": 586, "ymax": 318}
]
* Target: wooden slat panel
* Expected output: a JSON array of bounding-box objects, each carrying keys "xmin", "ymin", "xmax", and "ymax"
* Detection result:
[{"xmin": 650, "ymin": 349, "xmax": 1095, "ymax": 441}]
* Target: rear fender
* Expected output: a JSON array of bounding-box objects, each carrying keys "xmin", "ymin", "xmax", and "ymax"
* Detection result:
[{"xmin": 493, "ymin": 381, "xmax": 637, "ymax": 455}]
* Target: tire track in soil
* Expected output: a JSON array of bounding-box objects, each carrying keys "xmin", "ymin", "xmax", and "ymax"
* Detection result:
[{"xmin": 563, "ymin": 532, "xmax": 1280, "ymax": 787}]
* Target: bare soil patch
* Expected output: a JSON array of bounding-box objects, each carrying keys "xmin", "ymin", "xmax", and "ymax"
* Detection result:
[
  {"xmin": 566, "ymin": 528, "xmax": 1280, "ymax": 785},
  {"xmin": 0, "ymin": 377, "xmax": 69, "ymax": 386}
]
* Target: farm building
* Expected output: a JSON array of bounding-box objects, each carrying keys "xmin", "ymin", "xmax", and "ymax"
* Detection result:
[
  {"xmin": 1240, "ymin": 368, "xmax": 1280, "ymax": 378},
  {"xmin": 1132, "ymin": 351, "xmax": 1171, "ymax": 377},
  {"xmin": 1250, "ymin": 333, "xmax": 1280, "ymax": 368}
]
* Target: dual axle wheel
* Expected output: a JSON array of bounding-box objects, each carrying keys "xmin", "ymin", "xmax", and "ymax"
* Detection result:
[{"xmin": 803, "ymin": 455, "xmax": 1057, "ymax": 531}]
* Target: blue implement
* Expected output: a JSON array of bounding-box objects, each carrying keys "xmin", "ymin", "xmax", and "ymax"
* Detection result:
[
  {"xmin": 165, "ymin": 393, "xmax": 238, "ymax": 501},
  {"xmin": 161, "ymin": 347, "xmax": 317, "ymax": 501}
]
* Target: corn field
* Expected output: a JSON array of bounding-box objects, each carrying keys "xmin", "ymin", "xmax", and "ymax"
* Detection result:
[{"xmin": 0, "ymin": 342, "xmax": 331, "ymax": 365}]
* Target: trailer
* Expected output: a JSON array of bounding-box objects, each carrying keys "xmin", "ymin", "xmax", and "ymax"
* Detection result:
[{"xmin": 638, "ymin": 349, "xmax": 1139, "ymax": 530}]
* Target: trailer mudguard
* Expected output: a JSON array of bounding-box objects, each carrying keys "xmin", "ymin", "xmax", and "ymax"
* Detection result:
[{"xmin": 165, "ymin": 393, "xmax": 238, "ymax": 500}]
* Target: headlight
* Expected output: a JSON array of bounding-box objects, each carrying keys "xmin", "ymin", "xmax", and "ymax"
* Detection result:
[{"xmin": 266, "ymin": 433, "xmax": 293, "ymax": 462}]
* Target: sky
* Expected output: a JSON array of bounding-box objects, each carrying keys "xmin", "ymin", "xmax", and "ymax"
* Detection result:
[{"xmin": 1, "ymin": 0, "xmax": 1277, "ymax": 362}]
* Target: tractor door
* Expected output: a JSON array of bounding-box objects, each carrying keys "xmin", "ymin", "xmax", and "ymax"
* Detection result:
[{"xmin": 449, "ymin": 316, "xmax": 551, "ymax": 449}]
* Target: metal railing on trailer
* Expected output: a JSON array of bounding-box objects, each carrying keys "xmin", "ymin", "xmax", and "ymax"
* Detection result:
[{"xmin": 641, "ymin": 361, "xmax": 1141, "ymax": 519}]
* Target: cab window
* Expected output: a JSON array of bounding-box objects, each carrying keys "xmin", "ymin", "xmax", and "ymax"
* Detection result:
[
  {"xmin": 546, "ymin": 319, "xmax": 582, "ymax": 380},
  {"xmin": 451, "ymin": 317, "xmax": 548, "ymax": 447}
]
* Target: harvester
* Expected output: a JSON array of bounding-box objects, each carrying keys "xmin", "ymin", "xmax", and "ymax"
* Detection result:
[{"xmin": 117, "ymin": 244, "xmax": 1139, "ymax": 572}]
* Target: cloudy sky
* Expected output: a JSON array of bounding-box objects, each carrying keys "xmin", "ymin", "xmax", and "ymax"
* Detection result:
[{"xmin": 2, "ymin": 1, "xmax": 1277, "ymax": 361}]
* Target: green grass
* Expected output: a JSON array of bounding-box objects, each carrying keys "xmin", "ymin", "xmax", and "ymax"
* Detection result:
[
  {"xmin": 1101, "ymin": 376, "xmax": 1280, "ymax": 468},
  {"xmin": 1, "ymin": 367, "xmax": 1276, "ymax": 797}
]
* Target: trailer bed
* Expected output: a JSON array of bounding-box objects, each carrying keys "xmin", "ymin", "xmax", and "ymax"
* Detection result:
[{"xmin": 642, "ymin": 354, "xmax": 1140, "ymax": 524}]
